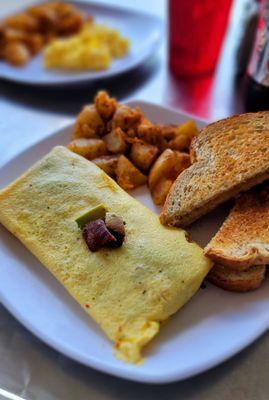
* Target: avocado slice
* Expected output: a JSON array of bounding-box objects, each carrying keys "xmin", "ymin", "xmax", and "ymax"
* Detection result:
[{"xmin": 76, "ymin": 204, "xmax": 107, "ymax": 229}]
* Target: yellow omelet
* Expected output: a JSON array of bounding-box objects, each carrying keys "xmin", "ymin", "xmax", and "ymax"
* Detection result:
[{"xmin": 0, "ymin": 146, "xmax": 211, "ymax": 363}]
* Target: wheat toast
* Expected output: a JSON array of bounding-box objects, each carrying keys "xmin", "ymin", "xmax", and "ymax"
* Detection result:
[
  {"xmin": 161, "ymin": 112, "xmax": 269, "ymax": 227},
  {"xmin": 205, "ymin": 186, "xmax": 269, "ymax": 269},
  {"xmin": 208, "ymin": 264, "xmax": 266, "ymax": 292}
]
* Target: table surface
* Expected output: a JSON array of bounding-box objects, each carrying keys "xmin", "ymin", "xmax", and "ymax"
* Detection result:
[{"xmin": 0, "ymin": 1, "xmax": 268, "ymax": 399}]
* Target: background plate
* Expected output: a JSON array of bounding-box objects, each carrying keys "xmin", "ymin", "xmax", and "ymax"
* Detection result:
[
  {"xmin": 0, "ymin": 1, "xmax": 162, "ymax": 86},
  {"xmin": 0, "ymin": 101, "xmax": 268, "ymax": 384}
]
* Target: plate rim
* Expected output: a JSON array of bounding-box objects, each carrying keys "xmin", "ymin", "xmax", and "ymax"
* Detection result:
[
  {"xmin": 0, "ymin": 101, "xmax": 268, "ymax": 384},
  {"xmin": 0, "ymin": 0, "xmax": 163, "ymax": 87}
]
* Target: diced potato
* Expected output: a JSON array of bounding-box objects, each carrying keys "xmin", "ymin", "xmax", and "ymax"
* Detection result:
[
  {"xmin": 123, "ymin": 116, "xmax": 151, "ymax": 138},
  {"xmin": 67, "ymin": 138, "xmax": 106, "ymax": 160},
  {"xmin": 125, "ymin": 128, "xmax": 137, "ymax": 138},
  {"xmin": 2, "ymin": 28, "xmax": 43, "ymax": 56},
  {"xmin": 4, "ymin": 42, "xmax": 30, "ymax": 66},
  {"xmin": 169, "ymin": 135, "xmax": 188, "ymax": 152},
  {"xmin": 48, "ymin": 3, "xmax": 84, "ymax": 35},
  {"xmin": 149, "ymin": 149, "xmax": 191, "ymax": 205},
  {"xmin": 130, "ymin": 141, "xmax": 159, "ymax": 172},
  {"xmin": 159, "ymin": 124, "xmax": 177, "ymax": 141},
  {"xmin": 24, "ymin": 33, "xmax": 43, "ymax": 55},
  {"xmin": 92, "ymin": 155, "xmax": 119, "ymax": 177},
  {"xmin": 72, "ymin": 105, "xmax": 105, "ymax": 139},
  {"xmin": 150, "ymin": 179, "xmax": 173, "ymax": 206},
  {"xmin": 27, "ymin": 4, "xmax": 58, "ymax": 33},
  {"xmin": 175, "ymin": 120, "xmax": 199, "ymax": 138},
  {"xmin": 149, "ymin": 149, "xmax": 176, "ymax": 191},
  {"xmin": 108, "ymin": 104, "xmax": 143, "ymax": 132},
  {"xmin": 116, "ymin": 155, "xmax": 147, "ymax": 190},
  {"xmin": 169, "ymin": 120, "xmax": 199, "ymax": 151},
  {"xmin": 140, "ymin": 116, "xmax": 151, "ymax": 125},
  {"xmin": 4, "ymin": 13, "xmax": 39, "ymax": 32},
  {"xmin": 94, "ymin": 91, "xmax": 117, "ymax": 121},
  {"xmin": 2, "ymin": 27, "xmax": 27, "ymax": 43},
  {"xmin": 149, "ymin": 149, "xmax": 191, "ymax": 188},
  {"xmin": 103, "ymin": 128, "xmax": 127, "ymax": 153},
  {"xmin": 42, "ymin": 32, "xmax": 56, "ymax": 44},
  {"xmin": 137, "ymin": 123, "xmax": 167, "ymax": 151},
  {"xmin": 56, "ymin": 12, "xmax": 84, "ymax": 36}
]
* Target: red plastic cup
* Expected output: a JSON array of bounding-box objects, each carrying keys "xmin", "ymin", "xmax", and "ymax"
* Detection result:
[{"xmin": 169, "ymin": 0, "xmax": 233, "ymax": 78}]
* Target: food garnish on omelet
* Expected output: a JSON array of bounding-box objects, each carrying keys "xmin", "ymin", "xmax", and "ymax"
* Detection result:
[{"xmin": 0, "ymin": 146, "xmax": 211, "ymax": 363}]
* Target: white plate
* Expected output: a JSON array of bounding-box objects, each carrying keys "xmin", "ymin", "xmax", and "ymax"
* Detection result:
[
  {"xmin": 0, "ymin": 1, "xmax": 162, "ymax": 86},
  {"xmin": 0, "ymin": 101, "xmax": 268, "ymax": 384}
]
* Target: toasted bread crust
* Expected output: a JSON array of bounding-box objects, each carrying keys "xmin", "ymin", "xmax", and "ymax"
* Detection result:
[
  {"xmin": 208, "ymin": 264, "xmax": 266, "ymax": 292},
  {"xmin": 161, "ymin": 112, "xmax": 269, "ymax": 227},
  {"xmin": 205, "ymin": 186, "xmax": 269, "ymax": 269}
]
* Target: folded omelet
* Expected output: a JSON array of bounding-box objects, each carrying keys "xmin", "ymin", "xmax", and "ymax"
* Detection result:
[{"xmin": 0, "ymin": 146, "xmax": 211, "ymax": 363}]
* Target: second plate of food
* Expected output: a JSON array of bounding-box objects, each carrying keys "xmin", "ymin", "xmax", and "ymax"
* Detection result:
[
  {"xmin": 0, "ymin": 100, "xmax": 268, "ymax": 384},
  {"xmin": 0, "ymin": 1, "xmax": 162, "ymax": 86}
]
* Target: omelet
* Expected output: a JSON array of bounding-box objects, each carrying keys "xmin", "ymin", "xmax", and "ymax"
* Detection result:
[
  {"xmin": 44, "ymin": 23, "xmax": 130, "ymax": 70},
  {"xmin": 0, "ymin": 146, "xmax": 211, "ymax": 363}
]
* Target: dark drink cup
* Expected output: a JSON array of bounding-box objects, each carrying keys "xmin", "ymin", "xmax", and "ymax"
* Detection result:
[{"xmin": 169, "ymin": 0, "xmax": 233, "ymax": 78}]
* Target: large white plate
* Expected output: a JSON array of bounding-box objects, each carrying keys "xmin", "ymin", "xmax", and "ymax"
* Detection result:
[
  {"xmin": 0, "ymin": 1, "xmax": 162, "ymax": 86},
  {"xmin": 0, "ymin": 101, "xmax": 268, "ymax": 384}
]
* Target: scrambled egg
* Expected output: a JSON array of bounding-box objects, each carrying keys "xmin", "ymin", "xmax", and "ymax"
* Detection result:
[
  {"xmin": 44, "ymin": 22, "xmax": 130, "ymax": 70},
  {"xmin": 0, "ymin": 147, "xmax": 211, "ymax": 363}
]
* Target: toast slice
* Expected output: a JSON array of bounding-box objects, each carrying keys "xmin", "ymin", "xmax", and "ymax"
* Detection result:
[
  {"xmin": 208, "ymin": 264, "xmax": 266, "ymax": 292},
  {"xmin": 160, "ymin": 112, "xmax": 269, "ymax": 227},
  {"xmin": 205, "ymin": 186, "xmax": 269, "ymax": 269}
]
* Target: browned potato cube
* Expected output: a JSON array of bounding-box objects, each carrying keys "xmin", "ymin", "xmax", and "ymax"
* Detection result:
[
  {"xmin": 123, "ymin": 116, "xmax": 150, "ymax": 138},
  {"xmin": 24, "ymin": 33, "xmax": 43, "ymax": 55},
  {"xmin": 159, "ymin": 124, "xmax": 177, "ymax": 141},
  {"xmin": 43, "ymin": 32, "xmax": 56, "ymax": 44},
  {"xmin": 72, "ymin": 105, "xmax": 105, "ymax": 139},
  {"xmin": 149, "ymin": 149, "xmax": 191, "ymax": 188},
  {"xmin": 150, "ymin": 179, "xmax": 173, "ymax": 206},
  {"xmin": 56, "ymin": 13, "xmax": 84, "ymax": 35},
  {"xmin": 103, "ymin": 128, "xmax": 127, "ymax": 153},
  {"xmin": 116, "ymin": 155, "xmax": 147, "ymax": 190},
  {"xmin": 169, "ymin": 120, "xmax": 199, "ymax": 152},
  {"xmin": 125, "ymin": 128, "xmax": 137, "ymax": 138},
  {"xmin": 28, "ymin": 4, "xmax": 59, "ymax": 34},
  {"xmin": 4, "ymin": 42, "xmax": 30, "ymax": 66},
  {"xmin": 2, "ymin": 28, "xmax": 43, "ymax": 56},
  {"xmin": 67, "ymin": 138, "xmax": 106, "ymax": 160},
  {"xmin": 2, "ymin": 27, "xmax": 27, "ymax": 42},
  {"xmin": 50, "ymin": 2, "xmax": 84, "ymax": 35},
  {"xmin": 108, "ymin": 104, "xmax": 143, "ymax": 132},
  {"xmin": 4, "ymin": 13, "xmax": 39, "ymax": 32},
  {"xmin": 175, "ymin": 120, "xmax": 199, "ymax": 138},
  {"xmin": 92, "ymin": 155, "xmax": 119, "ymax": 177},
  {"xmin": 94, "ymin": 91, "xmax": 117, "ymax": 121},
  {"xmin": 140, "ymin": 116, "xmax": 151, "ymax": 125},
  {"xmin": 130, "ymin": 141, "xmax": 159, "ymax": 172},
  {"xmin": 137, "ymin": 123, "xmax": 167, "ymax": 151},
  {"xmin": 149, "ymin": 149, "xmax": 191, "ymax": 205}
]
